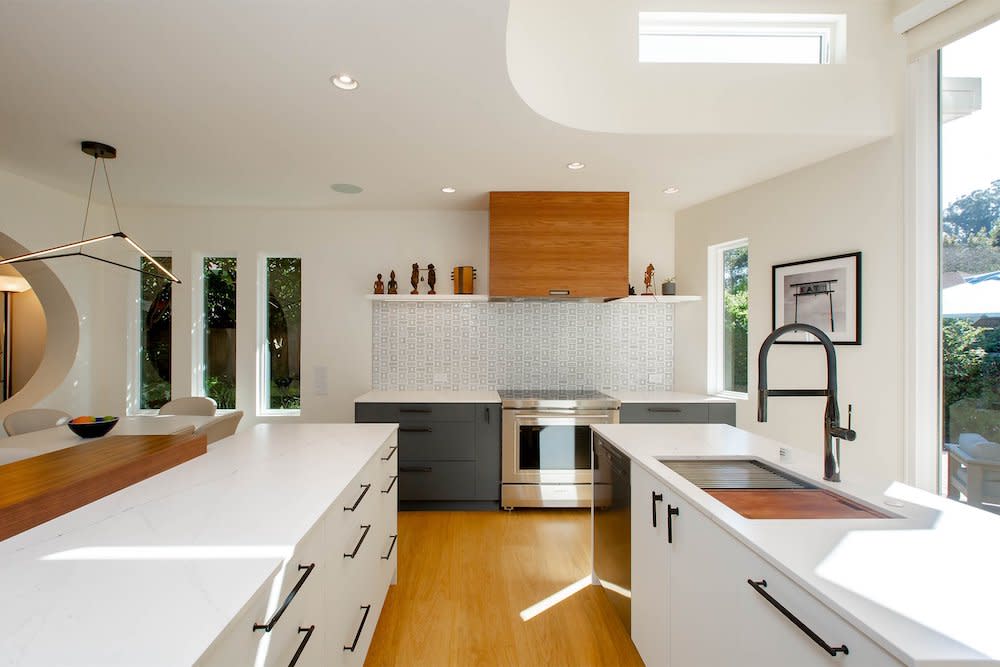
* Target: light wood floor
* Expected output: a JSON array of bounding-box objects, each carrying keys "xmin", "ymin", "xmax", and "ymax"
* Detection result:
[{"xmin": 365, "ymin": 510, "xmax": 644, "ymax": 667}]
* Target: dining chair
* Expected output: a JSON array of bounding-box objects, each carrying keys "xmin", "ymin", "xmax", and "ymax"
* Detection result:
[
  {"xmin": 158, "ymin": 397, "xmax": 217, "ymax": 416},
  {"xmin": 195, "ymin": 410, "xmax": 244, "ymax": 445},
  {"xmin": 3, "ymin": 408, "xmax": 72, "ymax": 436}
]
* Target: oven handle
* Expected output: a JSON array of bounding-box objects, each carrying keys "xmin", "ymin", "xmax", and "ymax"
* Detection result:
[
  {"xmin": 514, "ymin": 414, "xmax": 618, "ymax": 425},
  {"xmin": 510, "ymin": 409, "xmax": 617, "ymax": 417}
]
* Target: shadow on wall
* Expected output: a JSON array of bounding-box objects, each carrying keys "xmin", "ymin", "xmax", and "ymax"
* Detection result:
[{"xmin": 0, "ymin": 232, "xmax": 79, "ymax": 427}]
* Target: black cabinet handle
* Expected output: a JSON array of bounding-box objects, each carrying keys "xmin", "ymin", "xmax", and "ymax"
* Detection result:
[
  {"xmin": 343, "ymin": 605, "xmax": 372, "ymax": 652},
  {"xmin": 748, "ymin": 579, "xmax": 849, "ymax": 657},
  {"xmin": 651, "ymin": 491, "xmax": 663, "ymax": 527},
  {"xmin": 344, "ymin": 483, "xmax": 371, "ymax": 511},
  {"xmin": 344, "ymin": 524, "xmax": 372, "ymax": 559},
  {"xmin": 381, "ymin": 445, "xmax": 398, "ymax": 461},
  {"xmin": 399, "ymin": 408, "xmax": 432, "ymax": 414},
  {"xmin": 400, "ymin": 465, "xmax": 432, "ymax": 473},
  {"xmin": 667, "ymin": 504, "xmax": 679, "ymax": 543},
  {"xmin": 648, "ymin": 407, "xmax": 683, "ymax": 413},
  {"xmin": 400, "ymin": 426, "xmax": 433, "ymax": 433},
  {"xmin": 382, "ymin": 534, "xmax": 398, "ymax": 560},
  {"xmin": 252, "ymin": 563, "xmax": 315, "ymax": 632},
  {"xmin": 382, "ymin": 475, "xmax": 398, "ymax": 494},
  {"xmin": 288, "ymin": 625, "xmax": 315, "ymax": 667},
  {"xmin": 485, "ymin": 406, "xmax": 490, "ymax": 424}
]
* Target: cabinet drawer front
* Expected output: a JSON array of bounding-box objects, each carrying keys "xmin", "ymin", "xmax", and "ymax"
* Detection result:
[
  {"xmin": 621, "ymin": 403, "xmax": 709, "ymax": 423},
  {"xmin": 355, "ymin": 403, "xmax": 475, "ymax": 423},
  {"xmin": 398, "ymin": 461, "xmax": 476, "ymax": 500},
  {"xmin": 397, "ymin": 422, "xmax": 475, "ymax": 460}
]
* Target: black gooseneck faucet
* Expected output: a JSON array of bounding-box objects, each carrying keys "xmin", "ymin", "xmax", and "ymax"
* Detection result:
[{"xmin": 757, "ymin": 323, "xmax": 856, "ymax": 482}]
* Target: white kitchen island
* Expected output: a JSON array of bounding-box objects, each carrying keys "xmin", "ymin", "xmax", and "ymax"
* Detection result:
[
  {"xmin": 0, "ymin": 423, "xmax": 398, "ymax": 667},
  {"xmin": 593, "ymin": 423, "xmax": 1000, "ymax": 667}
]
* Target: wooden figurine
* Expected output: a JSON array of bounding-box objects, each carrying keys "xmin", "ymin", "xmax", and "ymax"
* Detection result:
[
  {"xmin": 410, "ymin": 263, "xmax": 420, "ymax": 295},
  {"xmin": 427, "ymin": 264, "xmax": 437, "ymax": 295},
  {"xmin": 373, "ymin": 273, "xmax": 385, "ymax": 295},
  {"xmin": 642, "ymin": 263, "xmax": 655, "ymax": 296},
  {"xmin": 387, "ymin": 270, "xmax": 398, "ymax": 294}
]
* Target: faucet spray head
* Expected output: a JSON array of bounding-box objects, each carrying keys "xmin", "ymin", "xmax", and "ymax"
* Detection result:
[{"xmin": 757, "ymin": 390, "xmax": 768, "ymax": 422}]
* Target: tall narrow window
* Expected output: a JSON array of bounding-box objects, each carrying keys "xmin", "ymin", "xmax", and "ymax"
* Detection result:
[
  {"xmin": 139, "ymin": 256, "xmax": 172, "ymax": 410},
  {"xmin": 203, "ymin": 257, "xmax": 237, "ymax": 409},
  {"xmin": 709, "ymin": 240, "xmax": 749, "ymax": 396},
  {"xmin": 262, "ymin": 257, "xmax": 301, "ymax": 412}
]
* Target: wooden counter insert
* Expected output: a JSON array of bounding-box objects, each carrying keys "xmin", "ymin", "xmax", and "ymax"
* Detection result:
[
  {"xmin": 0, "ymin": 433, "xmax": 207, "ymax": 541},
  {"xmin": 705, "ymin": 489, "xmax": 893, "ymax": 520}
]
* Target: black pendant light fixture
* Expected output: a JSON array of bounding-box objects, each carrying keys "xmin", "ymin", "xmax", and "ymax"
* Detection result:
[{"xmin": 0, "ymin": 141, "xmax": 181, "ymax": 284}]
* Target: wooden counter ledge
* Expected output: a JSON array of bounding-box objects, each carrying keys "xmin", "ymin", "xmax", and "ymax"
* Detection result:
[{"xmin": 0, "ymin": 433, "xmax": 207, "ymax": 541}]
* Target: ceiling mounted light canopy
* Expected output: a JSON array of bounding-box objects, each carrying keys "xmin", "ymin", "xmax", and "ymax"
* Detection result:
[
  {"xmin": 331, "ymin": 73, "xmax": 359, "ymax": 90},
  {"xmin": 566, "ymin": 162, "xmax": 585, "ymax": 170},
  {"xmin": 0, "ymin": 141, "xmax": 180, "ymax": 284}
]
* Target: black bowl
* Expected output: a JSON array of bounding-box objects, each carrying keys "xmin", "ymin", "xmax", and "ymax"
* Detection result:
[{"xmin": 67, "ymin": 417, "xmax": 119, "ymax": 438}]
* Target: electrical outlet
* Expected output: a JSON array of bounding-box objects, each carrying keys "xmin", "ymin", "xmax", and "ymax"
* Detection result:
[
  {"xmin": 433, "ymin": 372, "xmax": 449, "ymax": 384},
  {"xmin": 648, "ymin": 373, "xmax": 664, "ymax": 384}
]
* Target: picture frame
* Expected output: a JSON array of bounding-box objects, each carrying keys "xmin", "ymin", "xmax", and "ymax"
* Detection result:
[{"xmin": 771, "ymin": 252, "xmax": 861, "ymax": 345}]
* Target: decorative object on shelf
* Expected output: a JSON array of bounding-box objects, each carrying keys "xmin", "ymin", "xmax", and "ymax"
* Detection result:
[
  {"xmin": 410, "ymin": 263, "xmax": 420, "ymax": 295},
  {"xmin": 0, "ymin": 142, "xmax": 180, "ymax": 284},
  {"xmin": 452, "ymin": 266, "xmax": 477, "ymax": 295},
  {"xmin": 642, "ymin": 264, "xmax": 655, "ymax": 295},
  {"xmin": 427, "ymin": 264, "xmax": 437, "ymax": 295},
  {"xmin": 662, "ymin": 278, "xmax": 676, "ymax": 296},
  {"xmin": 387, "ymin": 271, "xmax": 398, "ymax": 294},
  {"xmin": 772, "ymin": 252, "xmax": 861, "ymax": 345},
  {"xmin": 0, "ymin": 272, "xmax": 31, "ymax": 401},
  {"xmin": 373, "ymin": 273, "xmax": 385, "ymax": 295},
  {"xmin": 628, "ymin": 284, "xmax": 636, "ymax": 296}
]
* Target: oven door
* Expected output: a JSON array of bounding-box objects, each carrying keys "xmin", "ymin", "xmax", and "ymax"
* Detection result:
[{"xmin": 502, "ymin": 409, "xmax": 619, "ymax": 485}]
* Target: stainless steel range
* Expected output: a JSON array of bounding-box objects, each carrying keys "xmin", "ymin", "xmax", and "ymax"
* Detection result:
[{"xmin": 500, "ymin": 389, "xmax": 620, "ymax": 509}]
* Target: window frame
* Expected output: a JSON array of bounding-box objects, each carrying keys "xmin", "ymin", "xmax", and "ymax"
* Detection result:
[
  {"xmin": 707, "ymin": 238, "xmax": 749, "ymax": 399},
  {"xmin": 257, "ymin": 254, "xmax": 302, "ymax": 417},
  {"xmin": 129, "ymin": 252, "xmax": 173, "ymax": 416}
]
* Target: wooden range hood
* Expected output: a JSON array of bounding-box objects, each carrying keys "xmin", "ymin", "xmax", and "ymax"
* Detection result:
[{"xmin": 488, "ymin": 191, "xmax": 629, "ymax": 300}]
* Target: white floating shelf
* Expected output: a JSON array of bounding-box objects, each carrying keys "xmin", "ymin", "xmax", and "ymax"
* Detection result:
[
  {"xmin": 617, "ymin": 295, "xmax": 702, "ymax": 304},
  {"xmin": 366, "ymin": 294, "xmax": 488, "ymax": 302}
]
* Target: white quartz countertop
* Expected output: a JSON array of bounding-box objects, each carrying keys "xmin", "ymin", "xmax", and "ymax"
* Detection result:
[
  {"xmin": 355, "ymin": 390, "xmax": 501, "ymax": 403},
  {"xmin": 592, "ymin": 423, "xmax": 1000, "ymax": 666},
  {"xmin": 606, "ymin": 390, "xmax": 736, "ymax": 404},
  {"xmin": 0, "ymin": 423, "xmax": 397, "ymax": 667}
]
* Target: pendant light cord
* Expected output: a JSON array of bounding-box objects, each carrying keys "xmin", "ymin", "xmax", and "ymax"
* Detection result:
[
  {"xmin": 79, "ymin": 157, "xmax": 99, "ymax": 248},
  {"xmin": 102, "ymin": 158, "xmax": 124, "ymax": 234}
]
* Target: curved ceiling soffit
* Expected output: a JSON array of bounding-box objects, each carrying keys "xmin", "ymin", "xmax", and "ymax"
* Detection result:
[
  {"xmin": 504, "ymin": 0, "xmax": 897, "ymax": 138},
  {"xmin": 0, "ymin": 232, "xmax": 79, "ymax": 418}
]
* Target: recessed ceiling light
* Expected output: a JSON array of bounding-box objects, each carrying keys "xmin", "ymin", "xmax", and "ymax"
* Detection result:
[
  {"xmin": 331, "ymin": 183, "xmax": 363, "ymax": 194},
  {"xmin": 441, "ymin": 186, "xmax": 456, "ymax": 193},
  {"xmin": 663, "ymin": 186, "xmax": 680, "ymax": 194},
  {"xmin": 567, "ymin": 162, "xmax": 585, "ymax": 170},
  {"xmin": 331, "ymin": 73, "xmax": 359, "ymax": 90}
]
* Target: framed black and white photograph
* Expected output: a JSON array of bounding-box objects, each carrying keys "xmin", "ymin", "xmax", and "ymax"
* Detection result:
[{"xmin": 771, "ymin": 252, "xmax": 861, "ymax": 345}]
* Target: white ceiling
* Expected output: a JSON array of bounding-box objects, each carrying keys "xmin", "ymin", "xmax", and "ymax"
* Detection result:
[{"xmin": 0, "ymin": 0, "xmax": 883, "ymax": 212}]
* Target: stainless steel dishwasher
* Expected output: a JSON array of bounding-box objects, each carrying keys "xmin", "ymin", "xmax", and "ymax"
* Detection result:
[{"xmin": 593, "ymin": 433, "xmax": 630, "ymax": 630}]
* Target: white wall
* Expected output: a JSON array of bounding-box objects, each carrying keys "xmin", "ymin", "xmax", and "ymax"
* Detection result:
[{"xmin": 673, "ymin": 138, "xmax": 905, "ymax": 482}]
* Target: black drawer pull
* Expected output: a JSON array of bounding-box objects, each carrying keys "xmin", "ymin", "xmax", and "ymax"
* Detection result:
[
  {"xmin": 651, "ymin": 491, "xmax": 663, "ymax": 527},
  {"xmin": 648, "ymin": 407, "xmax": 683, "ymax": 413},
  {"xmin": 748, "ymin": 579, "xmax": 849, "ymax": 657},
  {"xmin": 667, "ymin": 504, "xmax": 679, "ymax": 543},
  {"xmin": 485, "ymin": 406, "xmax": 491, "ymax": 424},
  {"xmin": 252, "ymin": 563, "xmax": 315, "ymax": 632},
  {"xmin": 399, "ymin": 426, "xmax": 433, "ymax": 433},
  {"xmin": 399, "ymin": 408, "xmax": 432, "ymax": 414},
  {"xmin": 288, "ymin": 625, "xmax": 315, "ymax": 667},
  {"xmin": 400, "ymin": 465, "xmax": 433, "ymax": 473},
  {"xmin": 382, "ymin": 534, "xmax": 398, "ymax": 559},
  {"xmin": 382, "ymin": 475, "xmax": 398, "ymax": 494},
  {"xmin": 344, "ymin": 483, "xmax": 371, "ymax": 511},
  {"xmin": 344, "ymin": 524, "xmax": 372, "ymax": 559},
  {"xmin": 381, "ymin": 445, "xmax": 398, "ymax": 461},
  {"xmin": 344, "ymin": 605, "xmax": 372, "ymax": 652}
]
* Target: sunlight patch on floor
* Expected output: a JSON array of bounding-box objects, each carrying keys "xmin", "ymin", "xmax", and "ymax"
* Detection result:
[{"xmin": 519, "ymin": 576, "xmax": 592, "ymax": 621}]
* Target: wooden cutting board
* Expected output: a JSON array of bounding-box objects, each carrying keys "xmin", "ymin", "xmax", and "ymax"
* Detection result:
[
  {"xmin": 705, "ymin": 489, "xmax": 892, "ymax": 519},
  {"xmin": 0, "ymin": 433, "xmax": 207, "ymax": 541}
]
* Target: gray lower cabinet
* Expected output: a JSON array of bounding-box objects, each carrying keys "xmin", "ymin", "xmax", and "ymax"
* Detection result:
[
  {"xmin": 355, "ymin": 402, "xmax": 501, "ymax": 510},
  {"xmin": 620, "ymin": 402, "xmax": 736, "ymax": 425}
]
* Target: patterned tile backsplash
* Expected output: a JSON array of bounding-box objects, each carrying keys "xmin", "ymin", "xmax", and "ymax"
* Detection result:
[{"xmin": 372, "ymin": 301, "xmax": 674, "ymax": 391}]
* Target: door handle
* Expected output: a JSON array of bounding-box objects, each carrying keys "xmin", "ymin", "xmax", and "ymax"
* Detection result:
[
  {"xmin": 748, "ymin": 579, "xmax": 849, "ymax": 656},
  {"xmin": 667, "ymin": 504, "xmax": 680, "ymax": 543},
  {"xmin": 651, "ymin": 491, "xmax": 663, "ymax": 527}
]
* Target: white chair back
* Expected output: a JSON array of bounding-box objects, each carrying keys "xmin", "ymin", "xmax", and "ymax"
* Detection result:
[
  {"xmin": 159, "ymin": 397, "xmax": 217, "ymax": 417},
  {"xmin": 3, "ymin": 409, "xmax": 72, "ymax": 436},
  {"xmin": 195, "ymin": 411, "xmax": 244, "ymax": 445}
]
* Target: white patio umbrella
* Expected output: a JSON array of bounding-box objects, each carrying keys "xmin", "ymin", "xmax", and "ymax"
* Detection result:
[{"xmin": 942, "ymin": 272, "xmax": 1000, "ymax": 318}]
